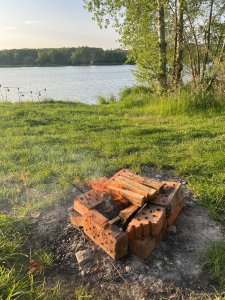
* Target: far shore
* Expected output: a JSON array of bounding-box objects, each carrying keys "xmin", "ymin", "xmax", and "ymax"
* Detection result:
[{"xmin": 0, "ymin": 63, "xmax": 134, "ymax": 68}]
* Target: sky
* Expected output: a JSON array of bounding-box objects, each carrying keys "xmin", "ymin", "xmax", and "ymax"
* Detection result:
[{"xmin": 0, "ymin": 0, "xmax": 120, "ymax": 50}]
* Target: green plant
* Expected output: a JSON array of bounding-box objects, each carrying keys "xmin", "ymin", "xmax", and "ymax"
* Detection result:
[
  {"xmin": 97, "ymin": 94, "xmax": 116, "ymax": 104},
  {"xmin": 203, "ymin": 242, "xmax": 225, "ymax": 289},
  {"xmin": 75, "ymin": 285, "xmax": 95, "ymax": 300},
  {"xmin": 119, "ymin": 85, "xmax": 152, "ymax": 99}
]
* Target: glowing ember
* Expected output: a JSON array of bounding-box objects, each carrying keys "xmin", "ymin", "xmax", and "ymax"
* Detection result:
[
  {"xmin": 89, "ymin": 177, "xmax": 129, "ymax": 205},
  {"xmin": 89, "ymin": 177, "xmax": 108, "ymax": 192}
]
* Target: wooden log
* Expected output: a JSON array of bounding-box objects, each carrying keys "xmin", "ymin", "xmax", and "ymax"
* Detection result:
[
  {"xmin": 106, "ymin": 185, "xmax": 146, "ymax": 207},
  {"xmin": 118, "ymin": 169, "xmax": 164, "ymax": 191},
  {"xmin": 112, "ymin": 176, "xmax": 157, "ymax": 199},
  {"xmin": 119, "ymin": 205, "xmax": 139, "ymax": 221},
  {"xmin": 109, "ymin": 216, "xmax": 121, "ymax": 225}
]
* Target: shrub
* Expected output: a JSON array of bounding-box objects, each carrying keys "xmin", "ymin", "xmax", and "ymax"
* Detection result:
[{"xmin": 97, "ymin": 94, "xmax": 117, "ymax": 105}]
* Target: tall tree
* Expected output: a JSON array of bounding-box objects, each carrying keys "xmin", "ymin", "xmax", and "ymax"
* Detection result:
[
  {"xmin": 174, "ymin": 0, "xmax": 184, "ymax": 85},
  {"xmin": 84, "ymin": 0, "xmax": 169, "ymax": 92},
  {"xmin": 84, "ymin": 0, "xmax": 225, "ymax": 94},
  {"xmin": 157, "ymin": 0, "xmax": 168, "ymax": 91}
]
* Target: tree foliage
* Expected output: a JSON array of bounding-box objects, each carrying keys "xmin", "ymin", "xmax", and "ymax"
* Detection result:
[
  {"xmin": 84, "ymin": 0, "xmax": 225, "ymax": 94},
  {"xmin": 0, "ymin": 47, "xmax": 129, "ymax": 67}
]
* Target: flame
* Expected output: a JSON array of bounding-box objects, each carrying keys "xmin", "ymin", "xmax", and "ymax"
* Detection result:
[
  {"xmin": 89, "ymin": 177, "xmax": 108, "ymax": 192},
  {"xmin": 89, "ymin": 177, "xmax": 129, "ymax": 205},
  {"xmin": 105, "ymin": 206, "xmax": 114, "ymax": 213},
  {"xmin": 113, "ymin": 192, "xmax": 129, "ymax": 205}
]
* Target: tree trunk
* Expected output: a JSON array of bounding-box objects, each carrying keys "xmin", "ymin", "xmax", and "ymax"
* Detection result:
[
  {"xmin": 175, "ymin": 0, "xmax": 184, "ymax": 85},
  {"xmin": 202, "ymin": 0, "xmax": 215, "ymax": 81},
  {"xmin": 173, "ymin": 0, "xmax": 178, "ymax": 82},
  {"xmin": 187, "ymin": 13, "xmax": 201, "ymax": 79},
  {"xmin": 157, "ymin": 0, "xmax": 167, "ymax": 93}
]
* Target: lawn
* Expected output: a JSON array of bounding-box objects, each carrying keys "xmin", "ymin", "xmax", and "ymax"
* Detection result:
[{"xmin": 0, "ymin": 97, "xmax": 224, "ymax": 298}]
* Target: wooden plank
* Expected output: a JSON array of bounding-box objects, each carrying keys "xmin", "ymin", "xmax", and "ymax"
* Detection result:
[
  {"xmin": 117, "ymin": 169, "xmax": 164, "ymax": 191},
  {"xmin": 105, "ymin": 185, "xmax": 146, "ymax": 207},
  {"xmin": 112, "ymin": 176, "xmax": 157, "ymax": 199},
  {"xmin": 119, "ymin": 204, "xmax": 139, "ymax": 221}
]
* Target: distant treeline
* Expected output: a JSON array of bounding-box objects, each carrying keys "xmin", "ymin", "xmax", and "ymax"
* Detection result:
[{"xmin": 0, "ymin": 47, "xmax": 130, "ymax": 67}]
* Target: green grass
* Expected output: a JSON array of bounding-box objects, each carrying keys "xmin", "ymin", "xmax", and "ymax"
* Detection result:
[
  {"xmin": 0, "ymin": 93, "xmax": 225, "ymax": 298},
  {"xmin": 203, "ymin": 242, "xmax": 225, "ymax": 289}
]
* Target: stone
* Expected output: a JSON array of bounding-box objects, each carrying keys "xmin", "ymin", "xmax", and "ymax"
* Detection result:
[
  {"xmin": 75, "ymin": 250, "xmax": 92, "ymax": 267},
  {"xmin": 167, "ymin": 225, "xmax": 177, "ymax": 234},
  {"xmin": 125, "ymin": 265, "xmax": 132, "ymax": 273}
]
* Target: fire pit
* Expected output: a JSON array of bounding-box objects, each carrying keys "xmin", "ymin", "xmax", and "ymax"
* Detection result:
[{"xmin": 70, "ymin": 169, "xmax": 184, "ymax": 260}]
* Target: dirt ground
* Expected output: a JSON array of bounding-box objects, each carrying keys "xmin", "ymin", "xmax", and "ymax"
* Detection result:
[{"xmin": 29, "ymin": 168, "xmax": 225, "ymax": 299}]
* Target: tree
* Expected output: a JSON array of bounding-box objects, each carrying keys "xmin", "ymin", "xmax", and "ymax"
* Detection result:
[
  {"xmin": 84, "ymin": 0, "xmax": 225, "ymax": 94},
  {"xmin": 84, "ymin": 0, "xmax": 169, "ymax": 92},
  {"xmin": 36, "ymin": 50, "xmax": 49, "ymax": 65}
]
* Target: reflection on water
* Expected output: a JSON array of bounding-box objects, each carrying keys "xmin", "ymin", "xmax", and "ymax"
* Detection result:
[{"xmin": 0, "ymin": 65, "xmax": 136, "ymax": 104}]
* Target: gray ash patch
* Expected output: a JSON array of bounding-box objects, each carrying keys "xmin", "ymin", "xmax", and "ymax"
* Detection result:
[{"xmin": 26, "ymin": 169, "xmax": 225, "ymax": 299}]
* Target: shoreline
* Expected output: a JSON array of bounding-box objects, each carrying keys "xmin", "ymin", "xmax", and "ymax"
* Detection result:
[{"xmin": 0, "ymin": 63, "xmax": 134, "ymax": 68}]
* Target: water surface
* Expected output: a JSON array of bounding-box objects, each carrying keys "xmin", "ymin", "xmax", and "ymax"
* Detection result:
[{"xmin": 0, "ymin": 65, "xmax": 136, "ymax": 104}]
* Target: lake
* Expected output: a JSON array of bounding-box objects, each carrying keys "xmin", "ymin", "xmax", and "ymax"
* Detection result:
[{"xmin": 0, "ymin": 65, "xmax": 136, "ymax": 104}]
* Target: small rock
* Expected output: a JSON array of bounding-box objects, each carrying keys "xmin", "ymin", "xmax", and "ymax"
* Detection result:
[
  {"xmin": 64, "ymin": 253, "xmax": 72, "ymax": 259},
  {"xmin": 125, "ymin": 265, "xmax": 131, "ymax": 273},
  {"xmin": 181, "ymin": 180, "xmax": 187, "ymax": 185},
  {"xmin": 31, "ymin": 211, "xmax": 41, "ymax": 219},
  {"xmin": 155, "ymin": 174, "xmax": 162, "ymax": 179},
  {"xmin": 167, "ymin": 225, "xmax": 177, "ymax": 234},
  {"xmin": 164, "ymin": 256, "xmax": 169, "ymax": 262},
  {"xmin": 75, "ymin": 250, "xmax": 92, "ymax": 267},
  {"xmin": 155, "ymin": 260, "xmax": 163, "ymax": 270}
]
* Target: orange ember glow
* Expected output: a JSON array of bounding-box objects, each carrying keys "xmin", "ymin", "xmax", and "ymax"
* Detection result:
[
  {"xmin": 89, "ymin": 177, "xmax": 129, "ymax": 205},
  {"xmin": 113, "ymin": 192, "xmax": 129, "ymax": 205},
  {"xmin": 89, "ymin": 177, "xmax": 108, "ymax": 192}
]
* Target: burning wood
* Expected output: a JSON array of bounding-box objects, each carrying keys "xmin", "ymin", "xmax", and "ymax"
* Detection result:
[{"xmin": 70, "ymin": 169, "xmax": 184, "ymax": 260}]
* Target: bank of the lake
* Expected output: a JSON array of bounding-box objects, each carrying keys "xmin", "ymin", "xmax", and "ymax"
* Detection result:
[{"xmin": 0, "ymin": 98, "xmax": 225, "ymax": 298}]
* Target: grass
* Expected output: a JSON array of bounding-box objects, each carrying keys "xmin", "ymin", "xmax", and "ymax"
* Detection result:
[
  {"xmin": 0, "ymin": 90, "xmax": 225, "ymax": 298},
  {"xmin": 203, "ymin": 242, "xmax": 225, "ymax": 289}
]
